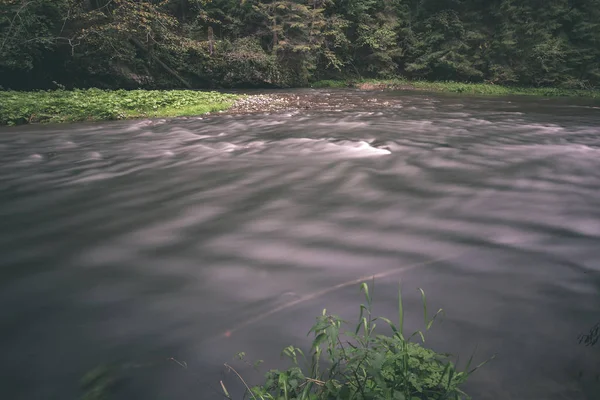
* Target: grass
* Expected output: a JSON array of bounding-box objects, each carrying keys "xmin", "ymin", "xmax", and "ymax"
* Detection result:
[
  {"xmin": 312, "ymin": 78, "xmax": 600, "ymax": 98},
  {"xmin": 225, "ymin": 282, "xmax": 492, "ymax": 400},
  {"xmin": 0, "ymin": 89, "xmax": 242, "ymax": 126}
]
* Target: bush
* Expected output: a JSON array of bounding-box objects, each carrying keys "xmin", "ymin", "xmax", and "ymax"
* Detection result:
[{"xmin": 225, "ymin": 283, "xmax": 491, "ymax": 400}]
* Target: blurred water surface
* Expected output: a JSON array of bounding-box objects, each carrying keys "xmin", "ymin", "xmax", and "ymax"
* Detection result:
[{"xmin": 1, "ymin": 89, "xmax": 599, "ymax": 399}]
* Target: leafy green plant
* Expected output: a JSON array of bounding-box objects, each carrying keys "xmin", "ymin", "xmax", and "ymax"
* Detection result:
[
  {"xmin": 225, "ymin": 282, "xmax": 492, "ymax": 400},
  {"xmin": 0, "ymin": 89, "xmax": 241, "ymax": 126}
]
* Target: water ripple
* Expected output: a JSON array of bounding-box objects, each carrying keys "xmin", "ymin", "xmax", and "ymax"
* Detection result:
[{"xmin": 1, "ymin": 90, "xmax": 599, "ymax": 400}]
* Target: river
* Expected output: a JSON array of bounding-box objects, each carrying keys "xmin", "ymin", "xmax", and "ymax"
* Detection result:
[{"xmin": 1, "ymin": 89, "xmax": 599, "ymax": 399}]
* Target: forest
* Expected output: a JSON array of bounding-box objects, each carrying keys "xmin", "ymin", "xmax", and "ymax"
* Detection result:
[{"xmin": 1, "ymin": 0, "xmax": 599, "ymax": 90}]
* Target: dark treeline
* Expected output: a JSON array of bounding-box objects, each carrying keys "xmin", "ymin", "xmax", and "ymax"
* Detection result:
[{"xmin": 1, "ymin": 0, "xmax": 599, "ymax": 90}]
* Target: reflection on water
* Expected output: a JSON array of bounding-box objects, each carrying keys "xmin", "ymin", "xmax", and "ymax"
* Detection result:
[{"xmin": 1, "ymin": 90, "xmax": 599, "ymax": 400}]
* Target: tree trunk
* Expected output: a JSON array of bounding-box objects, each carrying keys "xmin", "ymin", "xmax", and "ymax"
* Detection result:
[{"xmin": 130, "ymin": 38, "xmax": 192, "ymax": 89}]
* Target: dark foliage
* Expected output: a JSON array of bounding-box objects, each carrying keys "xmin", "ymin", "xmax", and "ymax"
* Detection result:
[{"xmin": 1, "ymin": 0, "xmax": 599, "ymax": 89}]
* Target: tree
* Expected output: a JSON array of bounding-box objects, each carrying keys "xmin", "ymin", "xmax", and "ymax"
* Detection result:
[
  {"xmin": 1, "ymin": 0, "xmax": 599, "ymax": 88},
  {"xmin": 254, "ymin": 0, "xmax": 332, "ymax": 85},
  {"xmin": 0, "ymin": 0, "xmax": 71, "ymax": 87}
]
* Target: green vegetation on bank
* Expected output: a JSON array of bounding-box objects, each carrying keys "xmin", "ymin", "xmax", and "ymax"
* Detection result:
[
  {"xmin": 0, "ymin": 89, "xmax": 240, "ymax": 126},
  {"xmin": 312, "ymin": 79, "xmax": 600, "ymax": 98},
  {"xmin": 3, "ymin": 79, "xmax": 598, "ymax": 126},
  {"xmin": 225, "ymin": 283, "xmax": 491, "ymax": 400},
  {"xmin": 1, "ymin": 1, "xmax": 599, "ymax": 91}
]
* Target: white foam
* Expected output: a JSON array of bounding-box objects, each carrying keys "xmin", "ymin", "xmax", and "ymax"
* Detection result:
[
  {"xmin": 345, "ymin": 141, "xmax": 391, "ymax": 155},
  {"xmin": 53, "ymin": 139, "xmax": 77, "ymax": 150},
  {"xmin": 166, "ymin": 128, "xmax": 207, "ymax": 141},
  {"xmin": 220, "ymin": 143, "xmax": 238, "ymax": 152},
  {"xmin": 243, "ymin": 141, "xmax": 265, "ymax": 149},
  {"xmin": 124, "ymin": 120, "xmax": 154, "ymax": 132},
  {"xmin": 316, "ymin": 120, "xmax": 369, "ymax": 129},
  {"xmin": 513, "ymin": 123, "xmax": 564, "ymax": 135},
  {"xmin": 24, "ymin": 154, "xmax": 43, "ymax": 162},
  {"xmin": 277, "ymin": 138, "xmax": 391, "ymax": 157},
  {"xmin": 187, "ymin": 142, "xmax": 240, "ymax": 153},
  {"xmin": 468, "ymin": 118, "xmax": 493, "ymax": 125}
]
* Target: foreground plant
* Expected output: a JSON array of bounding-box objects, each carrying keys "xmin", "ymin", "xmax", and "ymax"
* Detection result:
[{"xmin": 225, "ymin": 283, "xmax": 492, "ymax": 400}]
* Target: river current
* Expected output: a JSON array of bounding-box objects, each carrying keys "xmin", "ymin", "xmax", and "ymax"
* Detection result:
[{"xmin": 1, "ymin": 89, "xmax": 599, "ymax": 399}]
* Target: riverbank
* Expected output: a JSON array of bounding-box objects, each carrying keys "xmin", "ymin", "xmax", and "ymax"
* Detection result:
[
  {"xmin": 0, "ymin": 89, "xmax": 241, "ymax": 126},
  {"xmin": 2, "ymin": 81, "xmax": 599, "ymax": 126},
  {"xmin": 312, "ymin": 79, "xmax": 600, "ymax": 98}
]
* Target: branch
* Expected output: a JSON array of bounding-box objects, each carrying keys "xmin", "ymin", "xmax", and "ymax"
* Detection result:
[
  {"xmin": 59, "ymin": 7, "xmax": 71, "ymax": 35},
  {"xmin": 92, "ymin": 0, "xmax": 115, "ymax": 13},
  {"xmin": 223, "ymin": 363, "xmax": 258, "ymax": 400},
  {"xmin": 0, "ymin": 0, "xmax": 33, "ymax": 53},
  {"xmin": 130, "ymin": 37, "xmax": 192, "ymax": 88}
]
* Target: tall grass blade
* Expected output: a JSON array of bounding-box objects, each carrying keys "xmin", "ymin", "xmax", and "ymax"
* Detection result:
[
  {"xmin": 464, "ymin": 346, "xmax": 476, "ymax": 373},
  {"xmin": 468, "ymin": 353, "xmax": 496, "ymax": 375},
  {"xmin": 356, "ymin": 304, "xmax": 367, "ymax": 334},
  {"xmin": 398, "ymin": 284, "xmax": 404, "ymax": 337},
  {"xmin": 426, "ymin": 308, "xmax": 444, "ymax": 331},
  {"xmin": 376, "ymin": 317, "xmax": 398, "ymax": 334},
  {"xmin": 418, "ymin": 287, "xmax": 428, "ymax": 326},
  {"xmin": 360, "ymin": 282, "xmax": 371, "ymax": 307},
  {"xmin": 220, "ymin": 380, "xmax": 231, "ymax": 399},
  {"xmin": 224, "ymin": 363, "xmax": 258, "ymax": 400}
]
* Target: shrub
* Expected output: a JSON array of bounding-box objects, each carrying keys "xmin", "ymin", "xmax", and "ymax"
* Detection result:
[{"xmin": 225, "ymin": 283, "xmax": 492, "ymax": 400}]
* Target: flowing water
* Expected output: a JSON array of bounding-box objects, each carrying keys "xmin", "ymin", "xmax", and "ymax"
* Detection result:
[{"xmin": 1, "ymin": 89, "xmax": 599, "ymax": 400}]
